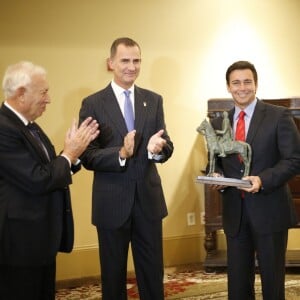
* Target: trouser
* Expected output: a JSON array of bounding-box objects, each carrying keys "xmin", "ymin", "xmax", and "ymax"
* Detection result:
[
  {"xmin": 97, "ymin": 195, "xmax": 164, "ymax": 300},
  {"xmin": 226, "ymin": 201, "xmax": 288, "ymax": 300},
  {"xmin": 0, "ymin": 261, "xmax": 56, "ymax": 300}
]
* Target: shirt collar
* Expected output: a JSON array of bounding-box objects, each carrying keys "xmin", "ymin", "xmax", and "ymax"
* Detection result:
[
  {"xmin": 111, "ymin": 80, "xmax": 134, "ymax": 97},
  {"xmin": 234, "ymin": 98, "xmax": 257, "ymax": 120},
  {"xmin": 4, "ymin": 101, "xmax": 29, "ymax": 125}
]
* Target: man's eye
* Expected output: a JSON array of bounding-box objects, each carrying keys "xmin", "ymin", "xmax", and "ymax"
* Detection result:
[{"xmin": 40, "ymin": 90, "xmax": 48, "ymax": 96}]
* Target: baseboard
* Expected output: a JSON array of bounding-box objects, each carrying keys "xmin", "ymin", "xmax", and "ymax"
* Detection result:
[{"xmin": 56, "ymin": 233, "xmax": 205, "ymax": 283}]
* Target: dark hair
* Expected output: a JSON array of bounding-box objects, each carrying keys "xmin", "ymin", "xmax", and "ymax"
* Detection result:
[
  {"xmin": 226, "ymin": 61, "xmax": 258, "ymax": 85},
  {"xmin": 110, "ymin": 37, "xmax": 141, "ymax": 58}
]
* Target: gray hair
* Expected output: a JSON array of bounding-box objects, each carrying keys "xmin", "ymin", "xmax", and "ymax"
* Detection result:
[{"xmin": 2, "ymin": 61, "xmax": 46, "ymax": 99}]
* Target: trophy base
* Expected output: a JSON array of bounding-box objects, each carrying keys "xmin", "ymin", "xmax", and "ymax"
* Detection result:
[{"xmin": 196, "ymin": 176, "xmax": 252, "ymax": 188}]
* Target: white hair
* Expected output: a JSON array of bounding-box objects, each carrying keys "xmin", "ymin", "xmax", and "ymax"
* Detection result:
[{"xmin": 2, "ymin": 61, "xmax": 47, "ymax": 99}]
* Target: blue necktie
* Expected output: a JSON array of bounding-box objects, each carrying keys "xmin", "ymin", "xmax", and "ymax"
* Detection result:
[{"xmin": 124, "ymin": 90, "xmax": 135, "ymax": 131}]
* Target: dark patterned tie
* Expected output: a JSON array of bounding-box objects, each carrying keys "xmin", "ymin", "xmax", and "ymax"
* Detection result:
[
  {"xmin": 124, "ymin": 90, "xmax": 135, "ymax": 132},
  {"xmin": 27, "ymin": 122, "xmax": 50, "ymax": 161}
]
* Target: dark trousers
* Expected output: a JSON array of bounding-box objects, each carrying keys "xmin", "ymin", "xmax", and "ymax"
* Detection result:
[
  {"xmin": 226, "ymin": 200, "xmax": 288, "ymax": 300},
  {"xmin": 97, "ymin": 196, "xmax": 164, "ymax": 300},
  {"xmin": 0, "ymin": 262, "xmax": 56, "ymax": 300}
]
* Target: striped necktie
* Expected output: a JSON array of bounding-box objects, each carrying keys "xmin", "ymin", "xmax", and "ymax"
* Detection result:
[
  {"xmin": 124, "ymin": 90, "xmax": 135, "ymax": 132},
  {"xmin": 235, "ymin": 111, "xmax": 246, "ymax": 141}
]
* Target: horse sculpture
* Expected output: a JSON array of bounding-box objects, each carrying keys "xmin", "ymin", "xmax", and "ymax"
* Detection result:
[{"xmin": 197, "ymin": 118, "xmax": 252, "ymax": 177}]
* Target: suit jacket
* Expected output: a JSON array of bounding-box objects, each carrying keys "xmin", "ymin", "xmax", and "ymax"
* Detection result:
[
  {"xmin": 0, "ymin": 104, "xmax": 75, "ymax": 266},
  {"xmin": 79, "ymin": 84, "xmax": 174, "ymax": 229},
  {"xmin": 211, "ymin": 100, "xmax": 300, "ymax": 236}
]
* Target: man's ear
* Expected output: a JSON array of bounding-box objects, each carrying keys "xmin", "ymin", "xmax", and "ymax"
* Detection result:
[
  {"xmin": 107, "ymin": 58, "xmax": 114, "ymax": 71},
  {"xmin": 16, "ymin": 87, "xmax": 26, "ymax": 103}
]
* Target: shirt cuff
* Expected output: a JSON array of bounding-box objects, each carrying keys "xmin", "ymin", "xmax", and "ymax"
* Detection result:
[
  {"xmin": 148, "ymin": 151, "xmax": 163, "ymax": 161},
  {"xmin": 60, "ymin": 154, "xmax": 72, "ymax": 168},
  {"xmin": 119, "ymin": 157, "xmax": 126, "ymax": 166}
]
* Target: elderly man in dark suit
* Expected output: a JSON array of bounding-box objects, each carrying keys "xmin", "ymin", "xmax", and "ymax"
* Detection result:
[
  {"xmin": 0, "ymin": 61, "xmax": 99, "ymax": 300},
  {"xmin": 79, "ymin": 37, "xmax": 174, "ymax": 300},
  {"xmin": 211, "ymin": 60, "xmax": 300, "ymax": 299}
]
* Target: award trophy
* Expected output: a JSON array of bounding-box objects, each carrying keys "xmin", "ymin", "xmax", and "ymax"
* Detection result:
[{"xmin": 196, "ymin": 111, "xmax": 252, "ymax": 188}]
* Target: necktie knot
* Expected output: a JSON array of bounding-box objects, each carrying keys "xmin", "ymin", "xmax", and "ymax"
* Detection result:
[
  {"xmin": 27, "ymin": 122, "xmax": 40, "ymax": 134},
  {"xmin": 124, "ymin": 90, "xmax": 130, "ymax": 98},
  {"xmin": 238, "ymin": 110, "xmax": 246, "ymax": 120},
  {"xmin": 124, "ymin": 90, "xmax": 135, "ymax": 132}
]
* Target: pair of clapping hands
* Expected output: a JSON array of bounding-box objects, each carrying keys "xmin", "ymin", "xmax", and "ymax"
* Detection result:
[
  {"xmin": 119, "ymin": 129, "xmax": 167, "ymax": 160},
  {"xmin": 62, "ymin": 117, "xmax": 99, "ymax": 165}
]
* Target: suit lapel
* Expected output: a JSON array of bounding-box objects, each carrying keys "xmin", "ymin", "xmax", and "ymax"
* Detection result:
[
  {"xmin": 228, "ymin": 109, "xmax": 235, "ymax": 127},
  {"xmin": 32, "ymin": 122, "xmax": 56, "ymax": 160},
  {"xmin": 1, "ymin": 104, "xmax": 54, "ymax": 162},
  {"xmin": 132, "ymin": 87, "xmax": 148, "ymax": 154},
  {"xmin": 228, "ymin": 101, "xmax": 266, "ymax": 144},
  {"xmin": 246, "ymin": 100, "xmax": 266, "ymax": 144},
  {"xmin": 134, "ymin": 86, "xmax": 147, "ymax": 133},
  {"xmin": 103, "ymin": 85, "xmax": 128, "ymax": 136}
]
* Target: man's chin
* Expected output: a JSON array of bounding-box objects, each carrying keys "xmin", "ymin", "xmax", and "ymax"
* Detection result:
[{"xmin": 37, "ymin": 109, "xmax": 46, "ymax": 118}]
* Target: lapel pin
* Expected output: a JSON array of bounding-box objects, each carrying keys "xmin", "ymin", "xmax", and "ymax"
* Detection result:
[{"xmin": 143, "ymin": 102, "xmax": 147, "ymax": 107}]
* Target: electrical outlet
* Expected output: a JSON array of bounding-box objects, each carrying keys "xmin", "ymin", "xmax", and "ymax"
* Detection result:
[{"xmin": 187, "ymin": 212, "xmax": 196, "ymax": 226}]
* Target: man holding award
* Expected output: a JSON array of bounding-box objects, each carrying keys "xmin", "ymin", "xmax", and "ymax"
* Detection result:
[{"xmin": 209, "ymin": 61, "xmax": 300, "ymax": 299}]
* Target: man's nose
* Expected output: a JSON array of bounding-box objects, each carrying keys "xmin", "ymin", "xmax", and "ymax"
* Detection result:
[{"xmin": 128, "ymin": 61, "xmax": 136, "ymax": 69}]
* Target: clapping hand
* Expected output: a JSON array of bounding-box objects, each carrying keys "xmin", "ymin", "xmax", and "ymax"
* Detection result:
[
  {"xmin": 62, "ymin": 117, "xmax": 99, "ymax": 164},
  {"xmin": 147, "ymin": 129, "xmax": 166, "ymax": 154}
]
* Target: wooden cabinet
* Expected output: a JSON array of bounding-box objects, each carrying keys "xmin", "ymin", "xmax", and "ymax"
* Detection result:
[{"xmin": 203, "ymin": 98, "xmax": 300, "ymax": 271}]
